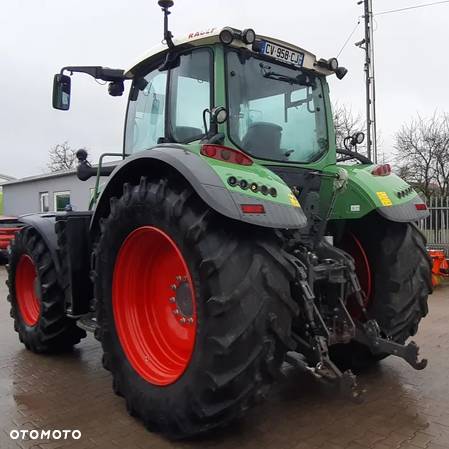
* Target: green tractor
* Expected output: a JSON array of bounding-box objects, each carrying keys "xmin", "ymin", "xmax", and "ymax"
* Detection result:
[{"xmin": 7, "ymin": 1, "xmax": 431, "ymax": 439}]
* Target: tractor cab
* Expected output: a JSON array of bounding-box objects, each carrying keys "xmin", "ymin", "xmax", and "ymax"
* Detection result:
[
  {"xmin": 122, "ymin": 26, "xmax": 345, "ymax": 168},
  {"xmin": 53, "ymin": 21, "xmax": 346, "ymax": 171}
]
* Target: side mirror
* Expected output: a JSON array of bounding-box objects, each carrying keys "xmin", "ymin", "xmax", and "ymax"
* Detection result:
[{"xmin": 52, "ymin": 74, "xmax": 71, "ymax": 110}]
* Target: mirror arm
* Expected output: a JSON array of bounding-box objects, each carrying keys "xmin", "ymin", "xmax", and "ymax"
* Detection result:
[
  {"xmin": 77, "ymin": 161, "xmax": 115, "ymax": 181},
  {"xmin": 61, "ymin": 66, "xmax": 126, "ymax": 82}
]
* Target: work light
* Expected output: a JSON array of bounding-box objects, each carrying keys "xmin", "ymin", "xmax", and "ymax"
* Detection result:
[
  {"xmin": 242, "ymin": 28, "xmax": 256, "ymax": 44},
  {"xmin": 328, "ymin": 58, "xmax": 339, "ymax": 71},
  {"xmin": 219, "ymin": 27, "xmax": 235, "ymax": 45}
]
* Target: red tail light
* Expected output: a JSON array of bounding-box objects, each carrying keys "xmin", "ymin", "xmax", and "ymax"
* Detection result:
[
  {"xmin": 372, "ymin": 164, "xmax": 391, "ymax": 176},
  {"xmin": 200, "ymin": 144, "xmax": 253, "ymax": 166},
  {"xmin": 415, "ymin": 203, "xmax": 428, "ymax": 211},
  {"xmin": 240, "ymin": 204, "xmax": 265, "ymax": 214}
]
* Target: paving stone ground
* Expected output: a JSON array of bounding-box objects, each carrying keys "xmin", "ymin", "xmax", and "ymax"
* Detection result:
[{"xmin": 0, "ymin": 266, "xmax": 448, "ymax": 449}]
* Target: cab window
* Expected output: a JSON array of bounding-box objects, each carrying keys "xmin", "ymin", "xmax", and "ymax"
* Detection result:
[
  {"xmin": 125, "ymin": 48, "xmax": 212, "ymax": 154},
  {"xmin": 125, "ymin": 70, "xmax": 167, "ymax": 154},
  {"xmin": 169, "ymin": 48, "xmax": 212, "ymax": 143}
]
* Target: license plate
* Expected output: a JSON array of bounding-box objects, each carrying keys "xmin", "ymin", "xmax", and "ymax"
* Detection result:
[{"xmin": 259, "ymin": 41, "xmax": 304, "ymax": 67}]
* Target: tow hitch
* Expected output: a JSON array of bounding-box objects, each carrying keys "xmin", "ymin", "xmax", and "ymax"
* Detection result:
[
  {"xmin": 354, "ymin": 320, "xmax": 428, "ymax": 370},
  {"xmin": 286, "ymin": 252, "xmax": 363, "ymax": 400},
  {"xmin": 285, "ymin": 245, "xmax": 427, "ymax": 402}
]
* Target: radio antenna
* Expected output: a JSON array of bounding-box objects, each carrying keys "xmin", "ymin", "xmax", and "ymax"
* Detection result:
[{"xmin": 158, "ymin": 0, "xmax": 175, "ymax": 48}]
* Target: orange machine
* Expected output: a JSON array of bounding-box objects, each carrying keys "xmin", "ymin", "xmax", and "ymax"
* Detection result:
[
  {"xmin": 428, "ymin": 249, "xmax": 449, "ymax": 287},
  {"xmin": 0, "ymin": 216, "xmax": 22, "ymax": 262}
]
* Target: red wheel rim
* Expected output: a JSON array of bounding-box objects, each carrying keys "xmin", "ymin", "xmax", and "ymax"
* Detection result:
[
  {"xmin": 15, "ymin": 255, "xmax": 41, "ymax": 326},
  {"xmin": 113, "ymin": 226, "xmax": 197, "ymax": 386},
  {"xmin": 340, "ymin": 232, "xmax": 372, "ymax": 319}
]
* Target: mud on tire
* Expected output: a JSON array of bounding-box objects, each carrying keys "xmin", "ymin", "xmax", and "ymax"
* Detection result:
[
  {"xmin": 93, "ymin": 176, "xmax": 298, "ymax": 438},
  {"xmin": 7, "ymin": 226, "xmax": 86, "ymax": 353}
]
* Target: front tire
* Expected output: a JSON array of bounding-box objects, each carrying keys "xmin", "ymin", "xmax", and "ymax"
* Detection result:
[
  {"xmin": 7, "ymin": 226, "xmax": 86, "ymax": 353},
  {"xmin": 93, "ymin": 177, "xmax": 297, "ymax": 438}
]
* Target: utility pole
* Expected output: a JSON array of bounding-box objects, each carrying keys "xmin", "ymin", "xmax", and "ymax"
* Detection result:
[{"xmin": 357, "ymin": 0, "xmax": 377, "ymax": 163}]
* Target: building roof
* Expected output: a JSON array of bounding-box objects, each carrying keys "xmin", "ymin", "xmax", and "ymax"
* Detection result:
[
  {"xmin": 2, "ymin": 168, "xmax": 78, "ymax": 186},
  {"xmin": 2, "ymin": 161, "xmax": 117, "ymax": 187},
  {"xmin": 0, "ymin": 173, "xmax": 16, "ymax": 185}
]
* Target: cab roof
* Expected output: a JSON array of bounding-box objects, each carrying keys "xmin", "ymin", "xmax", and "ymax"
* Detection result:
[{"xmin": 125, "ymin": 27, "xmax": 333, "ymax": 78}]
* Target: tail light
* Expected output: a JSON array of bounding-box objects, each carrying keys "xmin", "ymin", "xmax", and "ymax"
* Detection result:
[
  {"xmin": 200, "ymin": 145, "xmax": 253, "ymax": 166},
  {"xmin": 240, "ymin": 204, "xmax": 265, "ymax": 214},
  {"xmin": 372, "ymin": 164, "xmax": 391, "ymax": 176},
  {"xmin": 415, "ymin": 203, "xmax": 428, "ymax": 211}
]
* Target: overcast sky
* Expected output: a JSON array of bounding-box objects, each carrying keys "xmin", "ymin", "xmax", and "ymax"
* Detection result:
[{"xmin": 1, "ymin": 0, "xmax": 448, "ymax": 178}]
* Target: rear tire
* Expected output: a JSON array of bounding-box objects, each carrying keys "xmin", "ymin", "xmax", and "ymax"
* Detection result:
[
  {"xmin": 332, "ymin": 215, "xmax": 432, "ymax": 371},
  {"xmin": 93, "ymin": 177, "xmax": 297, "ymax": 438},
  {"xmin": 7, "ymin": 226, "xmax": 86, "ymax": 353}
]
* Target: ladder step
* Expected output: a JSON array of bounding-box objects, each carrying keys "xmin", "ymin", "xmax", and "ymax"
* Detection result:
[{"xmin": 76, "ymin": 315, "xmax": 98, "ymax": 333}]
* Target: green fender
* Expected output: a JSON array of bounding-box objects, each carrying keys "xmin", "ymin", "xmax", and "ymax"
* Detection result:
[{"xmin": 322, "ymin": 164, "xmax": 429, "ymax": 223}]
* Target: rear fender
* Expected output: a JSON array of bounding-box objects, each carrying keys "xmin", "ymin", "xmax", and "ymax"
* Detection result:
[
  {"xmin": 90, "ymin": 145, "xmax": 307, "ymax": 234},
  {"xmin": 326, "ymin": 165, "xmax": 429, "ymax": 223}
]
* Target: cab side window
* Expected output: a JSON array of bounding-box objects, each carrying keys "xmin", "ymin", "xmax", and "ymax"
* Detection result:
[
  {"xmin": 169, "ymin": 49, "xmax": 212, "ymax": 143},
  {"xmin": 124, "ymin": 48, "xmax": 212, "ymax": 154},
  {"xmin": 125, "ymin": 70, "xmax": 167, "ymax": 154}
]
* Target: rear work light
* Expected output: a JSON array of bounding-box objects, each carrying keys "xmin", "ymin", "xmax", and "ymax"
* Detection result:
[
  {"xmin": 200, "ymin": 145, "xmax": 253, "ymax": 166},
  {"xmin": 240, "ymin": 204, "xmax": 265, "ymax": 214},
  {"xmin": 372, "ymin": 164, "xmax": 392, "ymax": 176},
  {"xmin": 415, "ymin": 203, "xmax": 428, "ymax": 211}
]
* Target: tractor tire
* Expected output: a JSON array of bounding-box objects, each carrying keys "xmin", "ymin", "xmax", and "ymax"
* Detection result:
[
  {"xmin": 93, "ymin": 177, "xmax": 297, "ymax": 439},
  {"xmin": 6, "ymin": 226, "xmax": 86, "ymax": 353},
  {"xmin": 332, "ymin": 215, "xmax": 432, "ymax": 371}
]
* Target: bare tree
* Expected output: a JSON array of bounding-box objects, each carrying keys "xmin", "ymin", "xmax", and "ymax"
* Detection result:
[
  {"xmin": 47, "ymin": 142, "xmax": 86, "ymax": 172},
  {"xmin": 394, "ymin": 112, "xmax": 449, "ymax": 199},
  {"xmin": 332, "ymin": 103, "xmax": 365, "ymax": 151}
]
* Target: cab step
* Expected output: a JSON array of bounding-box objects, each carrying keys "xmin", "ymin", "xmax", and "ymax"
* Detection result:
[{"xmin": 76, "ymin": 314, "xmax": 98, "ymax": 333}]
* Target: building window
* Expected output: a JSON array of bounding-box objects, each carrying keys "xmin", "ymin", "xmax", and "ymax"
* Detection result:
[
  {"xmin": 54, "ymin": 191, "xmax": 71, "ymax": 212},
  {"xmin": 39, "ymin": 192, "xmax": 49, "ymax": 213}
]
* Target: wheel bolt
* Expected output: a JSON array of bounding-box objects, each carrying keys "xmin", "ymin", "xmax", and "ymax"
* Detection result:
[
  {"xmin": 179, "ymin": 317, "xmax": 186, "ymax": 324},
  {"xmin": 187, "ymin": 317, "xmax": 194, "ymax": 324},
  {"xmin": 175, "ymin": 275, "xmax": 182, "ymax": 281},
  {"xmin": 171, "ymin": 284, "xmax": 177, "ymax": 291},
  {"xmin": 173, "ymin": 309, "xmax": 180, "ymax": 315},
  {"xmin": 169, "ymin": 297, "xmax": 176, "ymax": 303},
  {"xmin": 182, "ymin": 276, "xmax": 188, "ymax": 282}
]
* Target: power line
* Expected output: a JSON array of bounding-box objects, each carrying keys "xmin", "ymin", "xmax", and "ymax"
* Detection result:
[
  {"xmin": 337, "ymin": 19, "xmax": 361, "ymax": 57},
  {"xmin": 375, "ymin": 0, "xmax": 449, "ymax": 16}
]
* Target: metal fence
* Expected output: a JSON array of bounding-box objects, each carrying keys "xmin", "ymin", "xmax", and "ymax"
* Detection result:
[{"xmin": 419, "ymin": 197, "xmax": 449, "ymax": 254}]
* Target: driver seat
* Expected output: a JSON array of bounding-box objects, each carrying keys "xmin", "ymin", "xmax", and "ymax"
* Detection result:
[{"xmin": 241, "ymin": 122, "xmax": 283, "ymax": 160}]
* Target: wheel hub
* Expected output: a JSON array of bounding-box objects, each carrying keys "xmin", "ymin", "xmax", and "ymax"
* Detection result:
[{"xmin": 172, "ymin": 279, "xmax": 194, "ymax": 319}]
